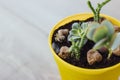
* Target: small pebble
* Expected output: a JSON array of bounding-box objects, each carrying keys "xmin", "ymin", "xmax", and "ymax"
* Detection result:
[
  {"xmin": 87, "ymin": 49, "xmax": 102, "ymax": 65},
  {"xmin": 58, "ymin": 46, "xmax": 70, "ymax": 59},
  {"xmin": 55, "ymin": 29, "xmax": 69, "ymax": 42}
]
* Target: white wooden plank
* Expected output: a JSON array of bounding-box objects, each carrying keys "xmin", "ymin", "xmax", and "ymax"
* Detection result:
[{"xmin": 0, "ymin": 6, "xmax": 60, "ymax": 80}]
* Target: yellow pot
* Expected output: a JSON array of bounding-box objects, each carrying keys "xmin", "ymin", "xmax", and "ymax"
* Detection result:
[{"xmin": 48, "ymin": 13, "xmax": 120, "ymax": 80}]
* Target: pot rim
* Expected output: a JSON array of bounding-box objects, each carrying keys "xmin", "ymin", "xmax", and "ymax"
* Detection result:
[{"xmin": 48, "ymin": 13, "xmax": 120, "ymax": 74}]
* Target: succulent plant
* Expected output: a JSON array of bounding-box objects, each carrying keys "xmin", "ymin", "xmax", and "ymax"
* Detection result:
[
  {"xmin": 68, "ymin": 19, "xmax": 120, "ymax": 61},
  {"xmin": 108, "ymin": 32, "xmax": 120, "ymax": 58},
  {"xmin": 68, "ymin": 22, "xmax": 88, "ymax": 60},
  {"xmin": 87, "ymin": 20, "xmax": 114, "ymax": 45},
  {"xmin": 87, "ymin": 20, "xmax": 120, "ymax": 59},
  {"xmin": 53, "ymin": 0, "xmax": 120, "ymax": 66},
  {"xmin": 114, "ymin": 26, "xmax": 120, "ymax": 32}
]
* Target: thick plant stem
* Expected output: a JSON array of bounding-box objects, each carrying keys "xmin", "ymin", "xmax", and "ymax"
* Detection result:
[
  {"xmin": 87, "ymin": 1, "xmax": 96, "ymax": 21},
  {"xmin": 87, "ymin": 1, "xmax": 96, "ymax": 16},
  {"xmin": 96, "ymin": 0, "xmax": 111, "ymax": 22},
  {"xmin": 107, "ymin": 49, "xmax": 112, "ymax": 59},
  {"xmin": 79, "ymin": 28, "xmax": 88, "ymax": 49},
  {"xmin": 79, "ymin": 34, "xmax": 86, "ymax": 49},
  {"xmin": 87, "ymin": 0, "xmax": 111, "ymax": 22}
]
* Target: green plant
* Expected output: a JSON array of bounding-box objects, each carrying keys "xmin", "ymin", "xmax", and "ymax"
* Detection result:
[
  {"xmin": 87, "ymin": 20, "xmax": 120, "ymax": 59},
  {"xmin": 87, "ymin": 20, "xmax": 114, "ymax": 46},
  {"xmin": 68, "ymin": 22, "xmax": 88, "ymax": 60},
  {"xmin": 68, "ymin": 0, "xmax": 120, "ymax": 61},
  {"xmin": 108, "ymin": 32, "xmax": 120, "ymax": 58},
  {"xmin": 87, "ymin": 0, "xmax": 111, "ymax": 22},
  {"xmin": 68, "ymin": 19, "xmax": 120, "ymax": 60}
]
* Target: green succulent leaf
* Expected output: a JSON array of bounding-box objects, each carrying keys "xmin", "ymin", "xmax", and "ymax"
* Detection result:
[
  {"xmin": 68, "ymin": 22, "xmax": 88, "ymax": 42},
  {"xmin": 87, "ymin": 0, "xmax": 111, "ymax": 22},
  {"xmin": 101, "ymin": 20, "xmax": 114, "ymax": 38},
  {"xmin": 70, "ymin": 29, "xmax": 81, "ymax": 37},
  {"xmin": 71, "ymin": 29, "xmax": 78, "ymax": 35},
  {"xmin": 68, "ymin": 23, "xmax": 81, "ymax": 41},
  {"xmin": 86, "ymin": 22, "xmax": 100, "ymax": 40},
  {"xmin": 86, "ymin": 20, "xmax": 114, "ymax": 43},
  {"xmin": 72, "ymin": 23, "xmax": 81, "ymax": 29},
  {"xmin": 81, "ymin": 22, "xmax": 89, "ymax": 31},
  {"xmin": 68, "ymin": 22, "xmax": 89, "ymax": 60},
  {"xmin": 93, "ymin": 26, "xmax": 108, "ymax": 42},
  {"xmin": 110, "ymin": 32, "xmax": 120, "ymax": 50},
  {"xmin": 93, "ymin": 38, "xmax": 108, "ymax": 49}
]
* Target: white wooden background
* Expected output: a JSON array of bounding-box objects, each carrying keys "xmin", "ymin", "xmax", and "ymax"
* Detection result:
[{"xmin": 0, "ymin": 0, "xmax": 120, "ymax": 80}]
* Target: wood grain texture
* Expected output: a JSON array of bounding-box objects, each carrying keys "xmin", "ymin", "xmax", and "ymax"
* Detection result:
[{"xmin": 0, "ymin": 0, "xmax": 119, "ymax": 80}]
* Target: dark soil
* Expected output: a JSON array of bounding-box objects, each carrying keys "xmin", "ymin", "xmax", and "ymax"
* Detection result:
[{"xmin": 52, "ymin": 17, "xmax": 120, "ymax": 69}]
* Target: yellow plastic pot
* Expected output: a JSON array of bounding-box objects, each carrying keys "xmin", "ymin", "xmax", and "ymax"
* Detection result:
[{"xmin": 48, "ymin": 13, "xmax": 120, "ymax": 80}]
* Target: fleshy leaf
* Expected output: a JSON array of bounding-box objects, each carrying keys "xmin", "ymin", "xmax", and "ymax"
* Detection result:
[
  {"xmin": 93, "ymin": 26, "xmax": 108, "ymax": 42},
  {"xmin": 72, "ymin": 23, "xmax": 81, "ymax": 29},
  {"xmin": 68, "ymin": 35, "xmax": 80, "ymax": 41},
  {"xmin": 110, "ymin": 32, "xmax": 120, "ymax": 50},
  {"xmin": 81, "ymin": 22, "xmax": 89, "ymax": 31},
  {"xmin": 101, "ymin": 20, "xmax": 114, "ymax": 38},
  {"xmin": 93, "ymin": 38, "xmax": 107, "ymax": 49},
  {"xmin": 68, "ymin": 22, "xmax": 89, "ymax": 60},
  {"xmin": 68, "ymin": 22, "xmax": 88, "ymax": 42},
  {"xmin": 86, "ymin": 22, "xmax": 100, "ymax": 40},
  {"xmin": 71, "ymin": 29, "xmax": 80, "ymax": 36}
]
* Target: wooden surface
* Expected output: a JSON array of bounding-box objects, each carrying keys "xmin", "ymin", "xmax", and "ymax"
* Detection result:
[{"xmin": 0, "ymin": 0, "xmax": 120, "ymax": 80}]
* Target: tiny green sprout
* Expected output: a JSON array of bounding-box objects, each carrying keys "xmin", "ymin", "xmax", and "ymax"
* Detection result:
[
  {"xmin": 68, "ymin": 22, "xmax": 88, "ymax": 60},
  {"xmin": 87, "ymin": 0, "xmax": 111, "ymax": 22}
]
